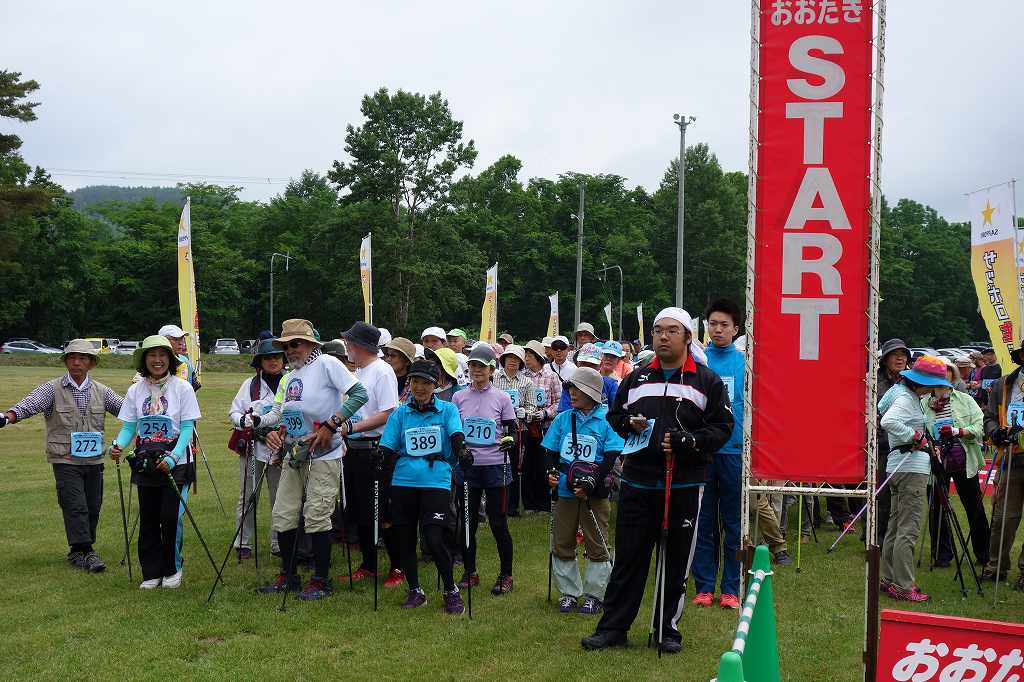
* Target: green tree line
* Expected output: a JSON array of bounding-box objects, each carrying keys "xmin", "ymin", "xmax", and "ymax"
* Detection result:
[{"xmin": 0, "ymin": 73, "xmax": 986, "ymax": 348}]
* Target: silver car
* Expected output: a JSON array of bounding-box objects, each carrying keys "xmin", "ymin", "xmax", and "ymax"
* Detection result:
[
  {"xmin": 2, "ymin": 340, "xmax": 61, "ymax": 354},
  {"xmin": 115, "ymin": 341, "xmax": 139, "ymax": 356},
  {"xmin": 212, "ymin": 338, "xmax": 240, "ymax": 355}
]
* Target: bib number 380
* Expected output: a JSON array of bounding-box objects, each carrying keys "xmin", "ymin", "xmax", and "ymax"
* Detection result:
[{"xmin": 561, "ymin": 434, "xmax": 598, "ymax": 463}]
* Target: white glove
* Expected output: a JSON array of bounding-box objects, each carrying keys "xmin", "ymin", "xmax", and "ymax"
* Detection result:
[
  {"xmin": 516, "ymin": 408, "xmax": 527, "ymax": 421},
  {"xmin": 241, "ymin": 413, "xmax": 261, "ymax": 429}
]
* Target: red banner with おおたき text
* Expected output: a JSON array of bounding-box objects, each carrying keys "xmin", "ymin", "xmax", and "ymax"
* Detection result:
[{"xmin": 750, "ymin": 1, "xmax": 873, "ymax": 482}]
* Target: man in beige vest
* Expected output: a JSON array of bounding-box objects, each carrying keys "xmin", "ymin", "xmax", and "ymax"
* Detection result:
[{"xmin": 1, "ymin": 339, "xmax": 123, "ymax": 572}]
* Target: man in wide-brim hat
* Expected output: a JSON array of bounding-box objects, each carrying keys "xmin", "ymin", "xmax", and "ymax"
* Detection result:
[{"xmin": 1, "ymin": 339, "xmax": 124, "ymax": 573}]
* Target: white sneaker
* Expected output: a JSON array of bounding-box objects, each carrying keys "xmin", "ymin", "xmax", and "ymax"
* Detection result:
[
  {"xmin": 162, "ymin": 571, "xmax": 183, "ymax": 588},
  {"xmin": 139, "ymin": 578, "xmax": 162, "ymax": 589}
]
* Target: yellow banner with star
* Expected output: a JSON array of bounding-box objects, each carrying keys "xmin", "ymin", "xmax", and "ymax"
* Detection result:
[{"xmin": 969, "ymin": 182, "xmax": 1020, "ymax": 370}]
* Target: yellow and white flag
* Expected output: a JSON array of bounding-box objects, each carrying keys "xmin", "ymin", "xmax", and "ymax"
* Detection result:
[
  {"xmin": 603, "ymin": 302, "xmax": 613, "ymax": 341},
  {"xmin": 359, "ymin": 233, "xmax": 372, "ymax": 324},
  {"xmin": 479, "ymin": 263, "xmax": 498, "ymax": 344},
  {"xmin": 176, "ymin": 197, "xmax": 200, "ymax": 377},
  {"xmin": 637, "ymin": 304, "xmax": 645, "ymax": 347},
  {"xmin": 547, "ymin": 293, "xmax": 559, "ymax": 338},
  {"xmin": 969, "ymin": 181, "xmax": 1020, "ymax": 369}
]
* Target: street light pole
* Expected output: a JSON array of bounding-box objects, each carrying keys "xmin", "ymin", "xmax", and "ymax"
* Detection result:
[
  {"xmin": 597, "ymin": 263, "xmax": 624, "ymax": 340},
  {"xmin": 673, "ymin": 114, "xmax": 696, "ymax": 308},
  {"xmin": 269, "ymin": 251, "xmax": 292, "ymax": 333},
  {"xmin": 574, "ymin": 184, "xmax": 585, "ymax": 331}
]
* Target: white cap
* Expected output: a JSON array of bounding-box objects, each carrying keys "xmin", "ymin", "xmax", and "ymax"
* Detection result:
[
  {"xmin": 542, "ymin": 336, "xmax": 554, "ymax": 347},
  {"xmin": 421, "ymin": 326, "xmax": 446, "ymax": 342},
  {"xmin": 414, "ymin": 343, "xmax": 425, "ymax": 359},
  {"xmin": 652, "ymin": 307, "xmax": 706, "ymax": 365},
  {"xmin": 551, "ymin": 335, "xmax": 570, "ymax": 347},
  {"xmin": 378, "ymin": 327, "xmax": 392, "ymax": 346},
  {"xmin": 158, "ymin": 324, "xmax": 186, "ymax": 338}
]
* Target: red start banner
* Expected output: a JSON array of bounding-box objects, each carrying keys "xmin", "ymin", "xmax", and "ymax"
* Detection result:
[
  {"xmin": 877, "ymin": 609, "xmax": 1024, "ymax": 681},
  {"xmin": 750, "ymin": 1, "xmax": 873, "ymax": 482}
]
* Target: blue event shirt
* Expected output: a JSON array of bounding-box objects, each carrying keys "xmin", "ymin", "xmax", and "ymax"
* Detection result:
[
  {"xmin": 542, "ymin": 403, "xmax": 625, "ymax": 498},
  {"xmin": 704, "ymin": 342, "xmax": 744, "ymax": 455},
  {"xmin": 380, "ymin": 396, "xmax": 464, "ymax": 491},
  {"xmin": 557, "ymin": 375, "xmax": 618, "ymax": 413}
]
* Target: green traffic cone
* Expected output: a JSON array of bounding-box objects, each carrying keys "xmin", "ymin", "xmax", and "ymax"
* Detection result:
[
  {"xmin": 716, "ymin": 651, "xmax": 745, "ymax": 682},
  {"xmin": 745, "ymin": 545, "xmax": 781, "ymax": 682}
]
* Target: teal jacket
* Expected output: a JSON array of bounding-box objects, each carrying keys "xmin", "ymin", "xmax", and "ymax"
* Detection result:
[{"xmin": 921, "ymin": 389, "xmax": 986, "ymax": 478}]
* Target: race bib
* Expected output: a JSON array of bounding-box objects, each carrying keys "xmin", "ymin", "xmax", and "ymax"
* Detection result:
[
  {"xmin": 464, "ymin": 417, "xmax": 497, "ymax": 446},
  {"xmin": 504, "ymin": 389, "xmax": 520, "ymax": 409},
  {"xmin": 561, "ymin": 434, "xmax": 599, "ymax": 463},
  {"xmin": 138, "ymin": 415, "xmax": 173, "ymax": 440},
  {"xmin": 932, "ymin": 417, "xmax": 955, "ymax": 441},
  {"xmin": 405, "ymin": 426, "xmax": 442, "ymax": 457},
  {"xmin": 622, "ymin": 418, "xmax": 655, "ymax": 455},
  {"xmin": 1008, "ymin": 402, "xmax": 1024, "ymax": 429},
  {"xmin": 722, "ymin": 376, "xmax": 735, "ymax": 403},
  {"xmin": 70, "ymin": 431, "xmax": 103, "ymax": 458},
  {"xmin": 282, "ymin": 409, "xmax": 308, "ymax": 438},
  {"xmin": 536, "ymin": 386, "xmax": 547, "ymax": 406},
  {"xmin": 981, "ymin": 378, "xmax": 996, "ymax": 390}
]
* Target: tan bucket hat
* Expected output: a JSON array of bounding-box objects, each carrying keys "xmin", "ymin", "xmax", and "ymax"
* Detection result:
[
  {"xmin": 567, "ymin": 367, "xmax": 604, "ymax": 403},
  {"xmin": 524, "ymin": 340, "xmax": 547, "ymax": 363},
  {"xmin": 499, "ymin": 344, "xmax": 526, "ymax": 366},
  {"xmin": 275, "ymin": 319, "xmax": 321, "ymax": 347},
  {"xmin": 384, "ymin": 337, "xmax": 416, "ymax": 365},
  {"xmin": 61, "ymin": 339, "xmax": 100, "ymax": 362}
]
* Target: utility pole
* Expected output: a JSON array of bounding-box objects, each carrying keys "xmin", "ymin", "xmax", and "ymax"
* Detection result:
[
  {"xmin": 598, "ymin": 263, "xmax": 624, "ymax": 341},
  {"xmin": 574, "ymin": 184, "xmax": 585, "ymax": 331},
  {"xmin": 269, "ymin": 251, "xmax": 292, "ymax": 333},
  {"xmin": 674, "ymin": 114, "xmax": 696, "ymax": 308}
]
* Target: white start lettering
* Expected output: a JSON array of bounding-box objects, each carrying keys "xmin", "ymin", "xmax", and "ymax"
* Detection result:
[
  {"xmin": 780, "ymin": 34, "xmax": 851, "ymax": 360},
  {"xmin": 891, "ymin": 638, "xmax": 1024, "ymax": 681}
]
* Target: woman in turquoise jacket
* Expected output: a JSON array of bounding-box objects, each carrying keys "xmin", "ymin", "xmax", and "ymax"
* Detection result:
[{"xmin": 921, "ymin": 361, "xmax": 991, "ymax": 567}]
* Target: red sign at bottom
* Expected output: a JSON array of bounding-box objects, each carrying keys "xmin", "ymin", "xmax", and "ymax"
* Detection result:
[{"xmin": 878, "ymin": 609, "xmax": 1024, "ymax": 681}]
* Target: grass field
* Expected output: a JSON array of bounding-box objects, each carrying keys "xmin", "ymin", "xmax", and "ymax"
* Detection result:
[{"xmin": 0, "ymin": 365, "xmax": 1021, "ymax": 681}]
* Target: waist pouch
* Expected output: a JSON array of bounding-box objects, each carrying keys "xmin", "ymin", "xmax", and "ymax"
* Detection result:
[
  {"xmin": 940, "ymin": 440, "xmax": 967, "ymax": 474},
  {"xmin": 129, "ymin": 439, "xmax": 176, "ymax": 475}
]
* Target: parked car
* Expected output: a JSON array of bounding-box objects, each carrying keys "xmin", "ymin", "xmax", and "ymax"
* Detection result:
[
  {"xmin": 115, "ymin": 340, "xmax": 140, "ymax": 355},
  {"xmin": 2, "ymin": 340, "xmax": 61, "ymax": 354},
  {"xmin": 239, "ymin": 339, "xmax": 257, "ymax": 354},
  {"xmin": 83, "ymin": 338, "xmax": 117, "ymax": 354},
  {"xmin": 909, "ymin": 347, "xmax": 938, "ymax": 361},
  {"xmin": 937, "ymin": 348, "xmax": 970, "ymax": 361},
  {"xmin": 211, "ymin": 338, "xmax": 240, "ymax": 355}
]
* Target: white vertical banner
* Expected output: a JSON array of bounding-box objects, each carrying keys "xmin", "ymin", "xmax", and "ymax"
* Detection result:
[
  {"xmin": 547, "ymin": 292, "xmax": 559, "ymax": 337},
  {"xmin": 603, "ymin": 302, "xmax": 613, "ymax": 341},
  {"xmin": 637, "ymin": 303, "xmax": 645, "ymax": 347}
]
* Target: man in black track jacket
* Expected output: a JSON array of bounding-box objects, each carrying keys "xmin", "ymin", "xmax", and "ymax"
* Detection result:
[{"xmin": 582, "ymin": 307, "xmax": 733, "ymax": 654}]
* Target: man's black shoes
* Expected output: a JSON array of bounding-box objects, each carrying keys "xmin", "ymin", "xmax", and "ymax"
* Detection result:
[{"xmin": 581, "ymin": 630, "xmax": 627, "ymax": 650}]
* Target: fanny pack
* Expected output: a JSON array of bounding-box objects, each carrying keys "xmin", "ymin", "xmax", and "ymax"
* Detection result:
[{"xmin": 129, "ymin": 439, "xmax": 176, "ymax": 475}]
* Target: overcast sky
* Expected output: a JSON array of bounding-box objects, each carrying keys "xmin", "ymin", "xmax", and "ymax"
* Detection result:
[{"xmin": 3, "ymin": 1, "xmax": 1021, "ymax": 222}]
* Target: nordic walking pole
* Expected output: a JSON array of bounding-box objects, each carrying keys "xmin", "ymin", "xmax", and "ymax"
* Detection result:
[
  {"xmin": 373, "ymin": 453, "xmax": 380, "ymax": 612},
  {"xmin": 657, "ymin": 450, "xmax": 675, "ymax": 658},
  {"xmin": 193, "ymin": 428, "xmax": 227, "ymax": 517},
  {"xmin": 796, "ymin": 494, "xmax": 803, "ymax": 573},
  {"xmin": 547, "ymin": 478, "xmax": 557, "ymax": 603},
  {"xmin": 339, "ymin": 457, "xmax": 353, "ymax": 591},
  {"xmin": 163, "ymin": 466, "xmax": 219, "ymax": 574},
  {"xmin": 114, "ymin": 457, "xmax": 132, "ymax": 582},
  {"xmin": 239, "ymin": 447, "xmax": 249, "ymax": 565},
  {"xmin": 586, "ymin": 499, "xmax": 612, "ymax": 564},
  {"xmin": 994, "ymin": 441, "xmax": 1015, "ymax": 607},
  {"xmin": 464, "ymin": 479, "xmax": 472, "ymax": 619},
  {"xmin": 252, "ymin": 454, "xmax": 260, "ymax": 570},
  {"xmin": 830, "ymin": 456, "xmax": 914, "ymax": 553},
  {"xmin": 281, "ymin": 454, "xmax": 313, "ymax": 613},
  {"xmin": 208, "ymin": 461, "xmax": 270, "ymax": 603}
]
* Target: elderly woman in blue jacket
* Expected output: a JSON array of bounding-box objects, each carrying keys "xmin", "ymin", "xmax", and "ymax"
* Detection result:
[{"xmin": 878, "ymin": 355, "xmax": 951, "ymax": 602}]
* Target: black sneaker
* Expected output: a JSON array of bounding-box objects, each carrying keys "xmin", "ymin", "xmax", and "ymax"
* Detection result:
[
  {"xmin": 658, "ymin": 639, "xmax": 683, "ymax": 655},
  {"xmin": 773, "ymin": 550, "xmax": 793, "ymax": 566},
  {"xmin": 581, "ymin": 630, "xmax": 627, "ymax": 650},
  {"xmin": 257, "ymin": 573, "xmax": 301, "ymax": 594},
  {"xmin": 83, "ymin": 551, "xmax": 106, "ymax": 573},
  {"xmin": 67, "ymin": 550, "xmax": 87, "ymax": 570}
]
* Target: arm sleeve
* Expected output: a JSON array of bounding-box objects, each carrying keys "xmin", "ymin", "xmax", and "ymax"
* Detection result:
[
  {"xmin": 692, "ymin": 378, "xmax": 734, "ymax": 455},
  {"xmin": 115, "ymin": 422, "xmax": 137, "ymax": 449},
  {"xmin": 448, "ymin": 432, "xmax": 465, "ymax": 466},
  {"xmin": 595, "ymin": 451, "xmax": 620, "ymax": 482},
  {"xmin": 606, "ymin": 376, "xmax": 632, "ymax": 437},
  {"xmin": 171, "ymin": 420, "xmax": 194, "ymax": 460},
  {"xmin": 340, "ymin": 382, "xmax": 369, "ymax": 421},
  {"xmin": 880, "ymin": 394, "xmax": 916, "ymax": 444},
  {"xmin": 104, "ymin": 388, "xmax": 124, "ymax": 416},
  {"xmin": 543, "ymin": 447, "xmax": 560, "ymax": 471}
]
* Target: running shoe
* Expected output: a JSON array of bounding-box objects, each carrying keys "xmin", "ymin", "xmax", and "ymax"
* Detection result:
[
  {"xmin": 162, "ymin": 570, "xmax": 183, "ymax": 589},
  {"xmin": 559, "ymin": 595, "xmax": 578, "ymax": 613},
  {"xmin": 344, "ymin": 566, "xmax": 376, "ymax": 582},
  {"xmin": 298, "ymin": 577, "xmax": 335, "ymax": 601},
  {"xmin": 692, "ymin": 592, "xmax": 714, "ymax": 607},
  {"xmin": 579, "ymin": 596, "xmax": 603, "ymax": 615},
  {"xmin": 401, "ymin": 588, "xmax": 427, "ymax": 609},
  {"xmin": 719, "ymin": 593, "xmax": 740, "ymax": 609},
  {"xmin": 236, "ymin": 548, "xmax": 252, "ymax": 561},
  {"xmin": 458, "ymin": 573, "xmax": 480, "ymax": 589},
  {"xmin": 443, "ymin": 589, "xmax": 466, "ymax": 615},
  {"xmin": 67, "ymin": 550, "xmax": 87, "ymax": 570},
  {"xmin": 773, "ymin": 551, "xmax": 793, "ymax": 566},
  {"xmin": 491, "ymin": 574, "xmax": 514, "ymax": 595},
  {"xmin": 139, "ymin": 578, "xmax": 162, "ymax": 589},
  {"xmin": 257, "ymin": 573, "xmax": 301, "ymax": 594},
  {"xmin": 383, "ymin": 568, "xmax": 406, "ymax": 588},
  {"xmin": 83, "ymin": 551, "xmax": 106, "ymax": 573}
]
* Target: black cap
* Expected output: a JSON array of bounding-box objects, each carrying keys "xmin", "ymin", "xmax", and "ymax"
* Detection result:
[
  {"xmin": 407, "ymin": 360, "xmax": 439, "ymax": 384},
  {"xmin": 879, "ymin": 338, "xmax": 910, "ymax": 361},
  {"xmin": 342, "ymin": 322, "xmax": 380, "ymax": 353}
]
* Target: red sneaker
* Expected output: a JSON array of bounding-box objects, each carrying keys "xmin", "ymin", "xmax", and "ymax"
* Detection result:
[
  {"xmin": 383, "ymin": 568, "xmax": 406, "ymax": 588},
  {"xmin": 342, "ymin": 566, "xmax": 376, "ymax": 583},
  {"xmin": 692, "ymin": 592, "xmax": 714, "ymax": 607},
  {"xmin": 719, "ymin": 593, "xmax": 741, "ymax": 609}
]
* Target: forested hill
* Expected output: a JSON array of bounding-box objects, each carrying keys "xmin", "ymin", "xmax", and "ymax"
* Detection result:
[{"xmin": 69, "ymin": 185, "xmax": 184, "ymax": 212}]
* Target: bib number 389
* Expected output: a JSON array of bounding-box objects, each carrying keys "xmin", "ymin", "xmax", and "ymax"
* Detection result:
[{"xmin": 405, "ymin": 426, "xmax": 442, "ymax": 456}]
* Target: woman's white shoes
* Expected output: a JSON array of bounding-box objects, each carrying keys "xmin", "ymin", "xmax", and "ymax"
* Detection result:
[
  {"xmin": 139, "ymin": 578, "xmax": 162, "ymax": 589},
  {"xmin": 162, "ymin": 571, "xmax": 183, "ymax": 588}
]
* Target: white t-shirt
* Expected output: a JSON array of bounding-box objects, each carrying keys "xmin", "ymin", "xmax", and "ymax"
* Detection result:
[
  {"xmin": 551, "ymin": 359, "xmax": 577, "ymax": 382},
  {"xmin": 275, "ymin": 354, "xmax": 358, "ymax": 461},
  {"xmin": 118, "ymin": 376, "xmax": 202, "ymax": 441},
  {"xmin": 350, "ymin": 358, "xmax": 400, "ymax": 439}
]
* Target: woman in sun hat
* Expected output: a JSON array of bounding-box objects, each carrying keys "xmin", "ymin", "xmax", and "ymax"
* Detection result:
[
  {"xmin": 878, "ymin": 354, "xmax": 951, "ymax": 602},
  {"xmin": 110, "ymin": 335, "xmax": 202, "ymax": 589}
]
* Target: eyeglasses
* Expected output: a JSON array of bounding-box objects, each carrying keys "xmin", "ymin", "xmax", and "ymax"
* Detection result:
[
  {"xmin": 651, "ymin": 326, "xmax": 684, "ymax": 338},
  {"xmin": 551, "ymin": 344, "xmax": 568, "ymax": 351},
  {"xmin": 286, "ymin": 340, "xmax": 304, "ymax": 349}
]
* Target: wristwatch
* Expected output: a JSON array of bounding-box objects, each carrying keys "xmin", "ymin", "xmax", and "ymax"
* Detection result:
[{"xmin": 329, "ymin": 415, "xmax": 343, "ymax": 430}]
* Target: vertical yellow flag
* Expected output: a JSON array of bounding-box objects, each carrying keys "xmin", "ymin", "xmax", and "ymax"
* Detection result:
[
  {"xmin": 359, "ymin": 233, "xmax": 372, "ymax": 324},
  {"xmin": 547, "ymin": 293, "xmax": 559, "ymax": 337},
  {"xmin": 637, "ymin": 304, "xmax": 645, "ymax": 347},
  {"xmin": 969, "ymin": 182, "xmax": 1020, "ymax": 369},
  {"xmin": 176, "ymin": 197, "xmax": 200, "ymax": 376},
  {"xmin": 479, "ymin": 263, "xmax": 498, "ymax": 344}
]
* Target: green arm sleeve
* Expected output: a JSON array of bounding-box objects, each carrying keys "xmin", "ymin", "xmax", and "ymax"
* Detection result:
[{"xmin": 339, "ymin": 382, "xmax": 368, "ymax": 421}]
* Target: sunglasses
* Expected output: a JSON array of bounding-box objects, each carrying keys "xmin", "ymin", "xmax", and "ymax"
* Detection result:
[{"xmin": 285, "ymin": 340, "xmax": 304, "ymax": 349}]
